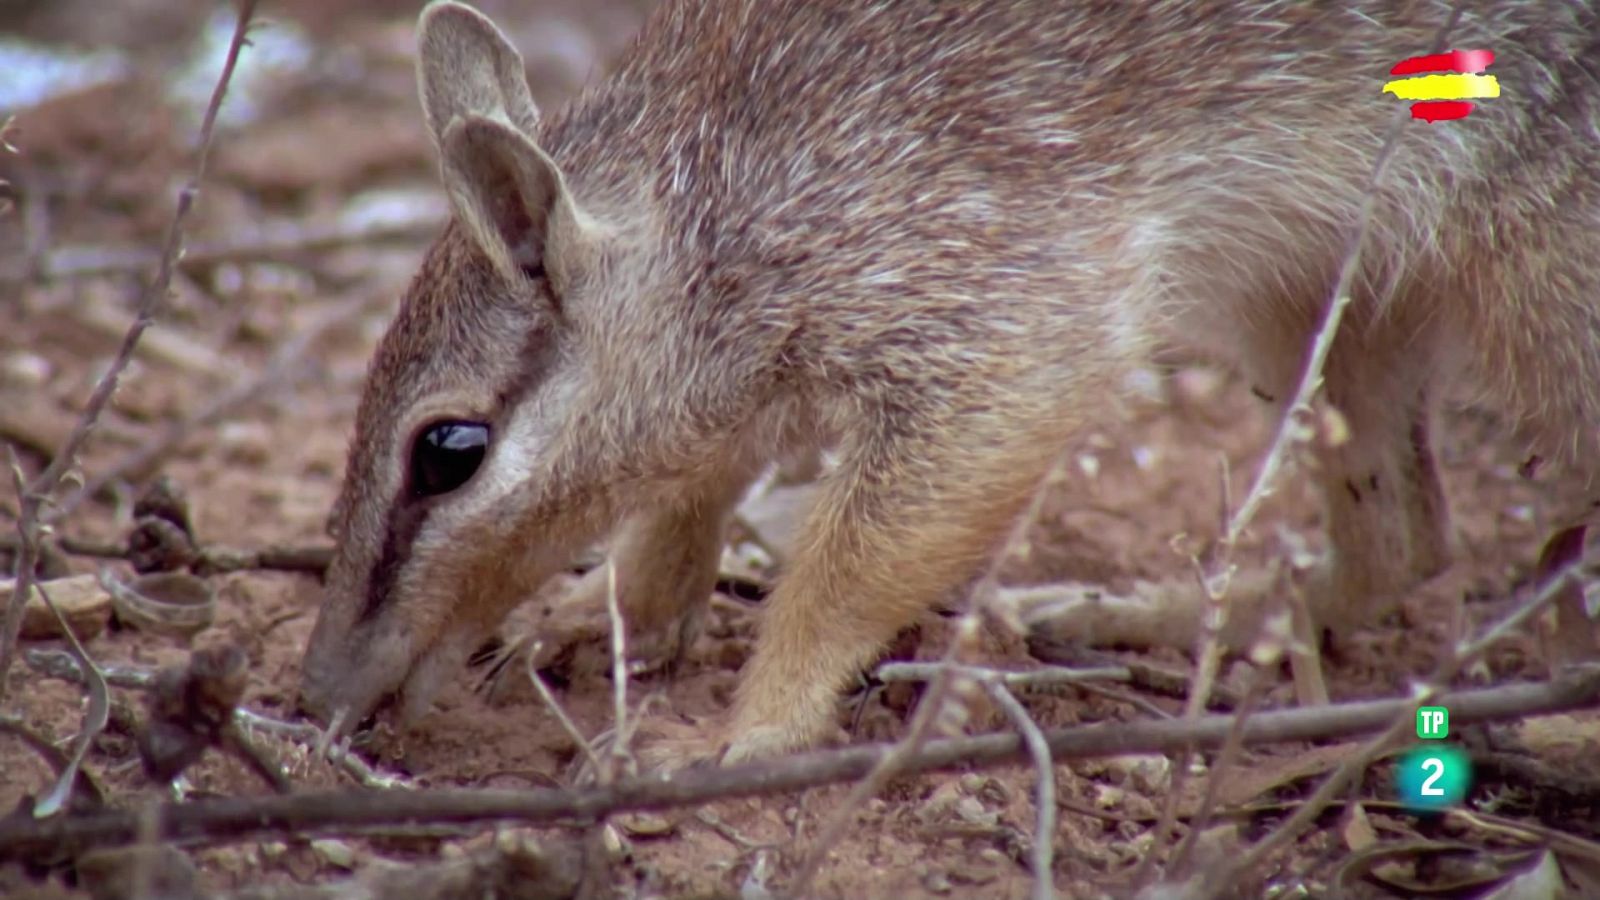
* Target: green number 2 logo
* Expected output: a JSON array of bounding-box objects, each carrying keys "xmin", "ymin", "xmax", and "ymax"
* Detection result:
[
  {"xmin": 1399, "ymin": 746, "xmax": 1471, "ymax": 810},
  {"xmin": 1419, "ymin": 756, "xmax": 1446, "ymax": 796}
]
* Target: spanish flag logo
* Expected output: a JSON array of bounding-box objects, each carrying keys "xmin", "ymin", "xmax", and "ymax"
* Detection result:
[{"xmin": 1383, "ymin": 49, "xmax": 1499, "ymax": 122}]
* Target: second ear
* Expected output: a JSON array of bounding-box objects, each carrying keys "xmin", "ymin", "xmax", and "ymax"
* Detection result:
[{"xmin": 440, "ymin": 115, "xmax": 577, "ymax": 287}]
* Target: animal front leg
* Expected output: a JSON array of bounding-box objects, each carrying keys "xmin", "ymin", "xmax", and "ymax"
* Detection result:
[{"xmin": 713, "ymin": 416, "xmax": 1071, "ymax": 765}]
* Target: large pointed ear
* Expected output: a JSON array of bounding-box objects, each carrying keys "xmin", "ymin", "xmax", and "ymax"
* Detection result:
[
  {"xmin": 416, "ymin": 1, "xmax": 541, "ymax": 144},
  {"xmin": 439, "ymin": 114, "xmax": 590, "ymax": 289}
]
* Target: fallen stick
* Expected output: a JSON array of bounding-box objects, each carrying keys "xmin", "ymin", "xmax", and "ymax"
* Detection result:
[{"xmin": 2, "ymin": 670, "xmax": 1594, "ymax": 860}]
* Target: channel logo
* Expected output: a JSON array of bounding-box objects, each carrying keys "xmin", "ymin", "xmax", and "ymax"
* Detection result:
[{"xmin": 1383, "ymin": 49, "xmax": 1500, "ymax": 122}]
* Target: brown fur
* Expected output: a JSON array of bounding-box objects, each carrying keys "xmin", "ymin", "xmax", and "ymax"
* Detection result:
[{"xmin": 301, "ymin": 0, "xmax": 1600, "ymax": 763}]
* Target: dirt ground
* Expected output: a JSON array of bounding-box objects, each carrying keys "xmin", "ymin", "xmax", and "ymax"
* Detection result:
[{"xmin": 4, "ymin": 2, "xmax": 1600, "ymax": 898}]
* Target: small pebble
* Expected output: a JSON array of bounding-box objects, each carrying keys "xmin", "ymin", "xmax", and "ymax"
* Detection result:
[
  {"xmin": 617, "ymin": 812, "xmax": 675, "ymax": 837},
  {"xmin": 948, "ymin": 863, "xmax": 999, "ymax": 886},
  {"xmin": 1319, "ymin": 405, "xmax": 1351, "ymax": 447},
  {"xmin": 978, "ymin": 778, "xmax": 1010, "ymax": 805},
  {"xmin": 1094, "ymin": 784, "xmax": 1125, "ymax": 808},
  {"xmin": 1131, "ymin": 445, "xmax": 1158, "ymax": 471},
  {"xmin": 1, "ymin": 351, "xmax": 50, "ymax": 388},
  {"xmin": 1076, "ymin": 452, "xmax": 1101, "ymax": 478},
  {"xmin": 1105, "ymin": 753, "xmax": 1171, "ymax": 793},
  {"xmin": 218, "ymin": 421, "xmax": 273, "ymax": 465},
  {"xmin": 310, "ymin": 839, "xmax": 356, "ymax": 870},
  {"xmin": 955, "ymin": 795, "xmax": 985, "ymax": 818}
]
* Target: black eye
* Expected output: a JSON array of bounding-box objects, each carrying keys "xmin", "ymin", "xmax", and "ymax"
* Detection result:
[{"xmin": 409, "ymin": 421, "xmax": 490, "ymax": 498}]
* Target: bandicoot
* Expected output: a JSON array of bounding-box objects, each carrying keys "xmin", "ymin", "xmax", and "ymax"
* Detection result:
[{"xmin": 300, "ymin": 0, "xmax": 1600, "ymax": 766}]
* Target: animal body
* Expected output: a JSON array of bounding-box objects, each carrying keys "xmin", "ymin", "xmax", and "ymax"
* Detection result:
[{"xmin": 300, "ymin": 0, "xmax": 1600, "ymax": 764}]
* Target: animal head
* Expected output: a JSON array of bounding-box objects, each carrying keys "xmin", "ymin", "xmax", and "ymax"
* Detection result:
[{"xmin": 299, "ymin": 1, "xmax": 637, "ymax": 733}]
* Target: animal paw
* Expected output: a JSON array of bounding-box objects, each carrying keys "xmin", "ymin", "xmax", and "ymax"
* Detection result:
[
  {"xmin": 721, "ymin": 721, "xmax": 847, "ymax": 765},
  {"xmin": 571, "ymin": 713, "xmax": 722, "ymax": 783},
  {"xmin": 572, "ymin": 712, "xmax": 848, "ymax": 783},
  {"xmin": 631, "ymin": 713, "xmax": 728, "ymax": 773}
]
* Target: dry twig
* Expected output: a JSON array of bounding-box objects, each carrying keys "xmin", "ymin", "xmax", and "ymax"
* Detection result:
[
  {"xmin": 0, "ymin": 714, "xmax": 105, "ymax": 809},
  {"xmin": 0, "ymin": 532, "xmax": 335, "ymax": 577},
  {"xmin": 986, "ymin": 680, "xmax": 1057, "ymax": 900},
  {"xmin": 875, "ymin": 659, "xmax": 1072, "ymax": 897},
  {"xmin": 603, "ymin": 560, "xmax": 632, "ymax": 780},
  {"xmin": 525, "ymin": 641, "xmax": 602, "ymax": 774},
  {"xmin": 877, "ymin": 661, "xmax": 1132, "ymax": 690},
  {"xmin": 29, "ymin": 582, "xmax": 111, "ymax": 818},
  {"xmin": 787, "ymin": 613, "xmax": 983, "ymax": 897},
  {"xmin": 0, "ymin": 671, "xmax": 1593, "ymax": 861},
  {"xmin": 1163, "ymin": 655, "xmax": 1271, "ymax": 881}
]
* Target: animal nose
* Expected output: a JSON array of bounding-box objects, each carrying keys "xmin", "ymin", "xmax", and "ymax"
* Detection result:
[
  {"xmin": 297, "ymin": 652, "xmax": 393, "ymax": 738},
  {"xmin": 296, "ymin": 644, "xmax": 351, "ymax": 725},
  {"xmin": 295, "ymin": 668, "xmax": 335, "ymax": 724}
]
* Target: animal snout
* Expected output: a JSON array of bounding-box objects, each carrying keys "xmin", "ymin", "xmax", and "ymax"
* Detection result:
[{"xmin": 295, "ymin": 649, "xmax": 344, "ymax": 724}]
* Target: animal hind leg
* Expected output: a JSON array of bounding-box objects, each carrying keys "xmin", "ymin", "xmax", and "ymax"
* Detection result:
[{"xmin": 1301, "ymin": 352, "xmax": 1454, "ymax": 639}]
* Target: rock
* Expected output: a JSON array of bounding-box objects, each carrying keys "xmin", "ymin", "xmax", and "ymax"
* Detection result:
[
  {"xmin": 7, "ymin": 573, "xmax": 112, "ymax": 641},
  {"xmin": 616, "ymin": 812, "xmax": 676, "ymax": 838},
  {"xmin": 1105, "ymin": 753, "xmax": 1171, "ymax": 793}
]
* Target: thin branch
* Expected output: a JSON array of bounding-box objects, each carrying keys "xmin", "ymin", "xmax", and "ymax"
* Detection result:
[
  {"xmin": 0, "ymin": 533, "xmax": 336, "ymax": 576},
  {"xmin": 30, "ymin": 582, "xmax": 110, "ymax": 818},
  {"xmin": 986, "ymin": 681, "xmax": 1056, "ymax": 900},
  {"xmin": 525, "ymin": 640, "xmax": 602, "ymax": 774},
  {"xmin": 0, "ymin": 0, "xmax": 261, "ymax": 699},
  {"xmin": 876, "ymin": 660, "xmax": 1069, "ymax": 895},
  {"xmin": 0, "ymin": 714, "xmax": 104, "ymax": 809},
  {"xmin": 0, "ymin": 532, "xmax": 773, "ymax": 590},
  {"xmin": 877, "ymin": 661, "xmax": 1132, "ymax": 689},
  {"xmin": 220, "ymin": 723, "xmax": 293, "ymax": 794},
  {"xmin": 604, "ymin": 559, "xmax": 632, "ymax": 780},
  {"xmin": 1164, "ymin": 659, "xmax": 1271, "ymax": 880},
  {"xmin": 1217, "ymin": 71, "xmax": 1423, "ymax": 550},
  {"xmin": 0, "ymin": 671, "xmax": 1593, "ymax": 861}
]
